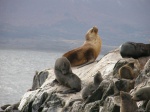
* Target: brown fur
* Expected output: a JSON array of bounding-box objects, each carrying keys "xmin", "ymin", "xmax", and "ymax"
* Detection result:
[
  {"xmin": 63, "ymin": 26, "xmax": 102, "ymax": 66},
  {"xmin": 118, "ymin": 64, "xmax": 138, "ymax": 79},
  {"xmin": 120, "ymin": 91, "xmax": 138, "ymax": 112},
  {"xmin": 115, "ymin": 79, "xmax": 135, "ymax": 92}
]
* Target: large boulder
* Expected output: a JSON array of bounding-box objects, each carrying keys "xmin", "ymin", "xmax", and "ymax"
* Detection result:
[{"xmin": 17, "ymin": 48, "xmax": 150, "ymax": 112}]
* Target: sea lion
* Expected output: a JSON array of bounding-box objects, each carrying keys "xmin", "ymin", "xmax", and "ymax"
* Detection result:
[
  {"xmin": 120, "ymin": 42, "xmax": 150, "ymax": 59},
  {"xmin": 63, "ymin": 26, "xmax": 102, "ymax": 67},
  {"xmin": 81, "ymin": 71, "xmax": 103, "ymax": 100},
  {"xmin": 132, "ymin": 87, "xmax": 150, "ymax": 101},
  {"xmin": 118, "ymin": 63, "xmax": 139, "ymax": 79},
  {"xmin": 120, "ymin": 91, "xmax": 138, "ymax": 112},
  {"xmin": 83, "ymin": 79, "xmax": 115, "ymax": 107},
  {"xmin": 115, "ymin": 79, "xmax": 135, "ymax": 92},
  {"xmin": 54, "ymin": 57, "xmax": 81, "ymax": 94}
]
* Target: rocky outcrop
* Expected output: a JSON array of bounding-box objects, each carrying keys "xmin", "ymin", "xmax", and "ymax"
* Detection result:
[{"xmin": 1, "ymin": 48, "xmax": 150, "ymax": 112}]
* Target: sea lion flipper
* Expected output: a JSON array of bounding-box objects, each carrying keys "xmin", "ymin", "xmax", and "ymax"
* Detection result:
[
  {"xmin": 77, "ymin": 58, "xmax": 95, "ymax": 68},
  {"xmin": 50, "ymin": 79, "xmax": 59, "ymax": 87}
]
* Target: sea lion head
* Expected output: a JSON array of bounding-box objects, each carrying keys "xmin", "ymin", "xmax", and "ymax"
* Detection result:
[
  {"xmin": 94, "ymin": 71, "xmax": 103, "ymax": 85},
  {"xmin": 85, "ymin": 26, "xmax": 99, "ymax": 41},
  {"xmin": 55, "ymin": 57, "xmax": 72, "ymax": 75},
  {"xmin": 132, "ymin": 87, "xmax": 150, "ymax": 101}
]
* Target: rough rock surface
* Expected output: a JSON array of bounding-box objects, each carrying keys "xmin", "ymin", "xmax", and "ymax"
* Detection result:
[{"xmin": 1, "ymin": 48, "xmax": 149, "ymax": 112}]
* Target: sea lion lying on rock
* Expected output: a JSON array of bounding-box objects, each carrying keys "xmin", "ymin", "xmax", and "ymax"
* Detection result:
[
  {"xmin": 54, "ymin": 57, "xmax": 81, "ymax": 94},
  {"xmin": 132, "ymin": 86, "xmax": 150, "ymax": 101},
  {"xmin": 120, "ymin": 42, "xmax": 150, "ymax": 59},
  {"xmin": 63, "ymin": 26, "xmax": 102, "ymax": 67},
  {"xmin": 132, "ymin": 87, "xmax": 150, "ymax": 111}
]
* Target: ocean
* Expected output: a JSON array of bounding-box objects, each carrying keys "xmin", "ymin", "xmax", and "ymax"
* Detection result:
[
  {"xmin": 0, "ymin": 49, "xmax": 103, "ymax": 106},
  {"xmin": 0, "ymin": 49, "xmax": 62, "ymax": 106}
]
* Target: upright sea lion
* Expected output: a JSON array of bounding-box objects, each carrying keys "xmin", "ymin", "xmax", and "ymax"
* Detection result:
[
  {"xmin": 81, "ymin": 71, "xmax": 103, "ymax": 100},
  {"xmin": 63, "ymin": 26, "xmax": 102, "ymax": 67},
  {"xmin": 120, "ymin": 42, "xmax": 150, "ymax": 59},
  {"xmin": 132, "ymin": 87, "xmax": 150, "ymax": 101},
  {"xmin": 83, "ymin": 79, "xmax": 115, "ymax": 107},
  {"xmin": 120, "ymin": 91, "xmax": 138, "ymax": 112},
  {"xmin": 118, "ymin": 64, "xmax": 139, "ymax": 79},
  {"xmin": 54, "ymin": 57, "xmax": 81, "ymax": 94}
]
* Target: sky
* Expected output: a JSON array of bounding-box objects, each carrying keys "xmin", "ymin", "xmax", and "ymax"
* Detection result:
[{"xmin": 0, "ymin": 0, "xmax": 150, "ymax": 54}]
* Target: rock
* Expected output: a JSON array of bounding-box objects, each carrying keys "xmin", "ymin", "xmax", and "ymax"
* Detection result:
[
  {"xmin": 1, "ymin": 104, "xmax": 11, "ymax": 110},
  {"xmin": 142, "ymin": 59, "xmax": 150, "ymax": 77},
  {"xmin": 13, "ymin": 48, "xmax": 149, "ymax": 112},
  {"xmin": 83, "ymin": 79, "xmax": 114, "ymax": 106},
  {"xmin": 100, "ymin": 96, "xmax": 120, "ymax": 112},
  {"xmin": 84, "ymin": 101, "xmax": 101, "ymax": 112},
  {"xmin": 0, "ymin": 102, "xmax": 20, "ymax": 112},
  {"xmin": 31, "ymin": 70, "xmax": 49, "ymax": 90}
]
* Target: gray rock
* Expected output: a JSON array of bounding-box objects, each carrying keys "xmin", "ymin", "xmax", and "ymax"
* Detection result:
[
  {"xmin": 1, "ymin": 104, "xmax": 11, "ymax": 110},
  {"xmin": 101, "ymin": 96, "xmax": 120, "ymax": 112},
  {"xmin": 32, "ymin": 71, "xmax": 49, "ymax": 90},
  {"xmin": 84, "ymin": 101, "xmax": 101, "ymax": 112},
  {"xmin": 16, "ymin": 48, "xmax": 150, "ymax": 112}
]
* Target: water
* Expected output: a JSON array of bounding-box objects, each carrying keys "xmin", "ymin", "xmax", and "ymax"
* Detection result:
[{"xmin": 0, "ymin": 49, "xmax": 62, "ymax": 106}]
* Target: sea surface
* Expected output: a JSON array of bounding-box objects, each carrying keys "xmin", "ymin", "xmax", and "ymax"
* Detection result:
[{"xmin": 0, "ymin": 49, "xmax": 62, "ymax": 106}]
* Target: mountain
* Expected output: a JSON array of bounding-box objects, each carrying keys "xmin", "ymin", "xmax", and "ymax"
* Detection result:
[{"xmin": 0, "ymin": 0, "xmax": 150, "ymax": 54}]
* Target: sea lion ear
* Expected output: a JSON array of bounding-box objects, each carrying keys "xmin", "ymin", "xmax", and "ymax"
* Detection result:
[{"xmin": 92, "ymin": 26, "xmax": 98, "ymax": 33}]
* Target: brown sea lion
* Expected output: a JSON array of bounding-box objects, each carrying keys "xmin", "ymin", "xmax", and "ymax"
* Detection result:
[
  {"xmin": 115, "ymin": 79, "xmax": 135, "ymax": 92},
  {"xmin": 54, "ymin": 57, "xmax": 81, "ymax": 94},
  {"xmin": 81, "ymin": 71, "xmax": 103, "ymax": 100},
  {"xmin": 63, "ymin": 26, "xmax": 102, "ymax": 67},
  {"xmin": 120, "ymin": 42, "xmax": 150, "ymax": 59},
  {"xmin": 120, "ymin": 91, "xmax": 138, "ymax": 112},
  {"xmin": 132, "ymin": 87, "xmax": 150, "ymax": 101},
  {"xmin": 118, "ymin": 63, "xmax": 139, "ymax": 79}
]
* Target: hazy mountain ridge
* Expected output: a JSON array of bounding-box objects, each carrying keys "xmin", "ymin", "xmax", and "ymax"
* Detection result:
[{"xmin": 0, "ymin": 0, "xmax": 150, "ymax": 54}]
